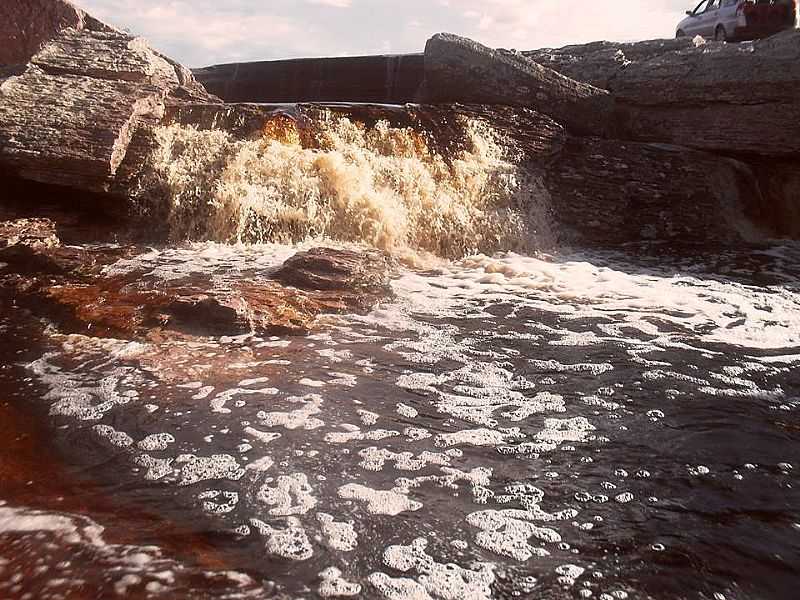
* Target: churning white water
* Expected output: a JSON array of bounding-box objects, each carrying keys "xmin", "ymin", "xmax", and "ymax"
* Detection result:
[{"xmin": 135, "ymin": 112, "xmax": 553, "ymax": 260}]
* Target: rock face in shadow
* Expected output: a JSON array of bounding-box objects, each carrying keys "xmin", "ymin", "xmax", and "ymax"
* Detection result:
[
  {"xmin": 526, "ymin": 31, "xmax": 800, "ymax": 156},
  {"xmin": 421, "ymin": 33, "xmax": 616, "ymax": 136},
  {"xmin": 0, "ymin": 0, "xmax": 217, "ymax": 194},
  {"xmin": 195, "ymin": 54, "xmax": 425, "ymax": 104},
  {"xmin": 541, "ymin": 138, "xmax": 764, "ymax": 246}
]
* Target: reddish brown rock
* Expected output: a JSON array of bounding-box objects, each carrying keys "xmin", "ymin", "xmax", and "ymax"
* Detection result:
[{"xmin": 1, "ymin": 241, "xmax": 394, "ymax": 340}]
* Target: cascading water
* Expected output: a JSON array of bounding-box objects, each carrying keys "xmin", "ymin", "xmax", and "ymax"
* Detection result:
[
  {"xmin": 3, "ymin": 107, "xmax": 799, "ymax": 600},
  {"xmin": 133, "ymin": 110, "xmax": 554, "ymax": 260}
]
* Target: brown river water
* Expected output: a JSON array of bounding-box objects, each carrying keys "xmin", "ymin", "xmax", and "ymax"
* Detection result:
[{"xmin": 1, "ymin": 112, "xmax": 799, "ymax": 599}]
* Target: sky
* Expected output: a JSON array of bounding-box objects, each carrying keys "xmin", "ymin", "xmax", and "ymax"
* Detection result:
[{"xmin": 74, "ymin": 0, "xmax": 696, "ymax": 68}]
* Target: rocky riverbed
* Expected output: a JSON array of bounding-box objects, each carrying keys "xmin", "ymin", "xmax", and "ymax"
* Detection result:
[{"xmin": 1, "ymin": 1, "xmax": 799, "ymax": 599}]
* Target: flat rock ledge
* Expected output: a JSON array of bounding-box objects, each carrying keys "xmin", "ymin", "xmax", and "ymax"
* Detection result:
[{"xmin": 0, "ymin": 220, "xmax": 394, "ymax": 340}]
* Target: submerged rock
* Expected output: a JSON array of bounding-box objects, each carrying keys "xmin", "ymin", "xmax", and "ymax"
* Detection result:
[{"xmin": 0, "ymin": 233, "xmax": 394, "ymax": 340}]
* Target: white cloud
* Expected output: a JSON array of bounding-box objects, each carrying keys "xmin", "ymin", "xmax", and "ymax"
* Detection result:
[
  {"xmin": 307, "ymin": 0, "xmax": 353, "ymax": 7},
  {"xmin": 73, "ymin": 0, "xmax": 691, "ymax": 66}
]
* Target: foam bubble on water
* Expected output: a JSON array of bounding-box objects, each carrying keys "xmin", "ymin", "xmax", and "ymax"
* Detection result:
[
  {"xmin": 358, "ymin": 447, "xmax": 453, "ymax": 472},
  {"xmin": 28, "ymin": 355, "xmax": 139, "ymax": 422},
  {"xmin": 137, "ymin": 433, "xmax": 175, "ymax": 452},
  {"xmin": 536, "ymin": 418, "xmax": 596, "ymax": 445},
  {"xmin": 198, "ymin": 490, "xmax": 239, "ymax": 514},
  {"xmin": 396, "ymin": 372, "xmax": 441, "ymax": 392},
  {"xmin": 300, "ymin": 378, "xmax": 326, "ymax": 388},
  {"xmin": 257, "ymin": 339, "xmax": 292, "ymax": 348},
  {"xmin": 381, "ymin": 537, "xmax": 495, "ymax": 600},
  {"xmin": 395, "ymin": 467, "xmax": 492, "ymax": 497},
  {"xmin": 133, "ymin": 454, "xmax": 175, "ymax": 481},
  {"xmin": 405, "ymin": 427, "xmax": 433, "ymax": 441},
  {"xmin": 257, "ymin": 473, "xmax": 317, "ymax": 516},
  {"xmin": 699, "ymin": 384, "xmax": 785, "ymax": 401},
  {"xmin": 325, "ymin": 427, "xmax": 401, "ymax": 444},
  {"xmin": 529, "ymin": 360, "xmax": 613, "ymax": 376},
  {"xmin": 397, "ymin": 403, "xmax": 419, "ymax": 419},
  {"xmin": 211, "ymin": 387, "xmax": 279, "ymax": 414},
  {"xmin": 328, "ymin": 371, "xmax": 359, "ymax": 387},
  {"xmin": 369, "ymin": 572, "xmax": 433, "ymax": 600},
  {"xmin": 467, "ymin": 510, "xmax": 561, "ymax": 561},
  {"xmin": 246, "ymin": 455, "xmax": 275, "ymax": 472},
  {"xmin": 238, "ymin": 377, "xmax": 271, "ymax": 387},
  {"xmin": 250, "ymin": 517, "xmax": 313, "ymax": 561},
  {"xmin": 243, "ymin": 426, "xmax": 282, "ymax": 445},
  {"xmin": 338, "ymin": 484, "xmax": 422, "ymax": 516},
  {"xmin": 399, "ymin": 364, "xmax": 561, "ymax": 427},
  {"xmin": 584, "ymin": 396, "xmax": 622, "ymax": 411},
  {"xmin": 93, "ymin": 424, "xmax": 134, "ymax": 448},
  {"xmin": 317, "ymin": 348, "xmax": 354, "ymax": 363},
  {"xmin": 357, "ymin": 410, "xmax": 380, "ymax": 426},
  {"xmin": 0, "ymin": 503, "xmax": 89, "ymax": 545},
  {"xmin": 555, "ymin": 564, "xmax": 586, "ymax": 586},
  {"xmin": 0, "ymin": 502, "xmax": 260, "ymax": 596},
  {"xmin": 319, "ymin": 567, "xmax": 362, "ymax": 597},
  {"xmin": 435, "ymin": 428, "xmax": 523, "ymax": 448},
  {"xmin": 317, "ymin": 513, "xmax": 358, "ymax": 552},
  {"xmin": 688, "ymin": 465, "xmax": 711, "ymax": 476},
  {"xmin": 191, "ymin": 386, "xmax": 215, "ymax": 400},
  {"xmin": 452, "ymin": 253, "xmax": 800, "ymax": 350},
  {"xmin": 258, "ymin": 393, "xmax": 325, "ymax": 430},
  {"xmin": 177, "ymin": 454, "xmax": 245, "ymax": 486}
]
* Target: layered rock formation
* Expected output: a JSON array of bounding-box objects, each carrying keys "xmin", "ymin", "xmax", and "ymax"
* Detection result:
[
  {"xmin": 0, "ymin": 0, "xmax": 216, "ymax": 194},
  {"xmin": 526, "ymin": 30, "xmax": 800, "ymax": 156},
  {"xmin": 421, "ymin": 33, "xmax": 615, "ymax": 137},
  {"xmin": 2, "ymin": 0, "xmax": 798, "ymax": 256}
]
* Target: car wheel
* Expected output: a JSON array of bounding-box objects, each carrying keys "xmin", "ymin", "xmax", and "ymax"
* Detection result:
[
  {"xmin": 676, "ymin": 30, "xmax": 686, "ymax": 38},
  {"xmin": 714, "ymin": 25, "xmax": 728, "ymax": 42}
]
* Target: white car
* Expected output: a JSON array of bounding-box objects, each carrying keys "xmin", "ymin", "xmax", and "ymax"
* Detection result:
[{"xmin": 676, "ymin": 0, "xmax": 797, "ymax": 42}]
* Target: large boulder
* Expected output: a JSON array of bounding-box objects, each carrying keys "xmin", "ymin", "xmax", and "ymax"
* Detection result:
[
  {"xmin": 0, "ymin": 0, "xmax": 113, "ymax": 68},
  {"xmin": 527, "ymin": 31, "xmax": 800, "ymax": 156},
  {"xmin": 421, "ymin": 33, "xmax": 616, "ymax": 136},
  {"xmin": 0, "ymin": 0, "xmax": 217, "ymax": 194}
]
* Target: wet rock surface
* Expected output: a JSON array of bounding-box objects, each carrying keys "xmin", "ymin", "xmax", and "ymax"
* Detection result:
[{"xmin": 0, "ymin": 220, "xmax": 394, "ymax": 340}]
